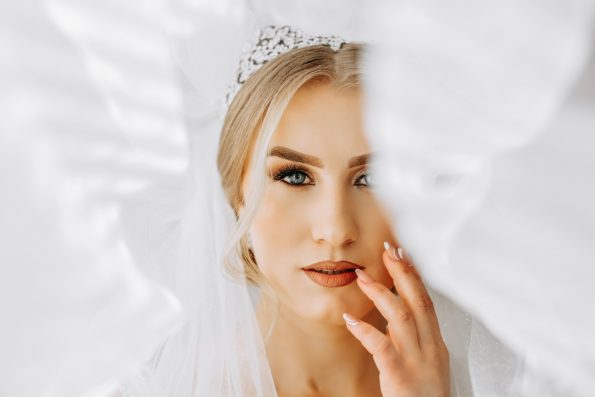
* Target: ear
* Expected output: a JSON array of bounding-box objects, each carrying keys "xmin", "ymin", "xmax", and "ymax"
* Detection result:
[{"xmin": 236, "ymin": 199, "xmax": 245, "ymax": 218}]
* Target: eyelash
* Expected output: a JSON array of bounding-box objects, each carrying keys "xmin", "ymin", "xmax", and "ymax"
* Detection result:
[{"xmin": 271, "ymin": 164, "xmax": 371, "ymax": 188}]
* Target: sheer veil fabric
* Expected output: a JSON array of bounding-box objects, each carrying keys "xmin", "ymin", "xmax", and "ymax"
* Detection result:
[{"xmin": 3, "ymin": 0, "xmax": 594, "ymax": 396}]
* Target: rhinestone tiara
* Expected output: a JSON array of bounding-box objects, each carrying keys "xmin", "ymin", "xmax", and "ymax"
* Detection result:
[{"xmin": 224, "ymin": 24, "xmax": 349, "ymax": 108}]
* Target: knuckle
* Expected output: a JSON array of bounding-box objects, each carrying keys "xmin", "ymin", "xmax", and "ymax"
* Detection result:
[
  {"xmin": 397, "ymin": 309, "xmax": 412, "ymax": 322},
  {"xmin": 427, "ymin": 339, "xmax": 449, "ymax": 364},
  {"xmin": 375, "ymin": 338, "xmax": 394, "ymax": 356},
  {"xmin": 372, "ymin": 285, "xmax": 396, "ymax": 305},
  {"xmin": 439, "ymin": 340, "xmax": 450, "ymax": 363},
  {"xmin": 402, "ymin": 263, "xmax": 416, "ymax": 275},
  {"xmin": 415, "ymin": 293, "xmax": 435, "ymax": 312}
]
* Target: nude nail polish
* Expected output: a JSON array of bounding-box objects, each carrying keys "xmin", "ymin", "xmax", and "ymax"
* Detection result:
[
  {"xmin": 355, "ymin": 268, "xmax": 373, "ymax": 283},
  {"xmin": 383, "ymin": 241, "xmax": 399, "ymax": 262},
  {"xmin": 398, "ymin": 247, "xmax": 414, "ymax": 267},
  {"xmin": 343, "ymin": 312, "xmax": 359, "ymax": 326}
]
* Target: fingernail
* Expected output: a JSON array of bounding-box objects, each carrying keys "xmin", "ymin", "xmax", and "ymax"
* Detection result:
[
  {"xmin": 355, "ymin": 268, "xmax": 373, "ymax": 283},
  {"xmin": 343, "ymin": 312, "xmax": 360, "ymax": 326},
  {"xmin": 397, "ymin": 247, "xmax": 405, "ymax": 260},
  {"xmin": 399, "ymin": 248, "xmax": 415, "ymax": 267},
  {"xmin": 384, "ymin": 241, "xmax": 400, "ymax": 262}
]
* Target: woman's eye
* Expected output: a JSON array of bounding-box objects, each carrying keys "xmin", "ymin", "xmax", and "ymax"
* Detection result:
[
  {"xmin": 272, "ymin": 167, "xmax": 312, "ymax": 186},
  {"xmin": 272, "ymin": 166, "xmax": 371, "ymax": 188},
  {"xmin": 283, "ymin": 171, "xmax": 310, "ymax": 185},
  {"xmin": 355, "ymin": 172, "xmax": 372, "ymax": 187}
]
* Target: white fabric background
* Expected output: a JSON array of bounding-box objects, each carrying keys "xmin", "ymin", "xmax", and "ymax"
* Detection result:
[{"xmin": 1, "ymin": 0, "xmax": 594, "ymax": 396}]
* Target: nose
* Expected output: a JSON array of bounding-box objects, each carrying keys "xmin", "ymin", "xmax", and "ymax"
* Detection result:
[{"xmin": 311, "ymin": 186, "xmax": 358, "ymax": 248}]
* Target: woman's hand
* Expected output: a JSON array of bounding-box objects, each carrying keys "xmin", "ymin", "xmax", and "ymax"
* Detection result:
[{"xmin": 343, "ymin": 242, "xmax": 450, "ymax": 397}]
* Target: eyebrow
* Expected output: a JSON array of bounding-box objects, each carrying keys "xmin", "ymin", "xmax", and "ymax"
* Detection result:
[{"xmin": 267, "ymin": 146, "xmax": 373, "ymax": 169}]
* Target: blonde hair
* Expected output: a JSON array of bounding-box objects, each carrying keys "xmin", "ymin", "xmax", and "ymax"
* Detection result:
[{"xmin": 217, "ymin": 42, "xmax": 364, "ymax": 337}]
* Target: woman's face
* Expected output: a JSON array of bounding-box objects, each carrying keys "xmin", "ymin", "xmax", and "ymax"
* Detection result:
[{"xmin": 243, "ymin": 81, "xmax": 398, "ymax": 325}]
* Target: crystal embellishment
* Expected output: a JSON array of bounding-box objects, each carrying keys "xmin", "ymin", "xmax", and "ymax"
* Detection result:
[{"xmin": 224, "ymin": 25, "xmax": 349, "ymax": 108}]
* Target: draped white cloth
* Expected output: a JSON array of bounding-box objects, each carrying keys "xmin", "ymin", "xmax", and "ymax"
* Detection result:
[{"xmin": 1, "ymin": 0, "xmax": 594, "ymax": 396}]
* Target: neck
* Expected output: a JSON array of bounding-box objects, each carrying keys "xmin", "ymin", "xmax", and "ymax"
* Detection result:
[{"xmin": 255, "ymin": 295, "xmax": 385, "ymax": 397}]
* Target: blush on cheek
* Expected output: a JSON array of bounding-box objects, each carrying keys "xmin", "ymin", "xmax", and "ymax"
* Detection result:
[
  {"xmin": 256, "ymin": 194, "xmax": 307, "ymax": 251},
  {"xmin": 250, "ymin": 225, "xmax": 297, "ymax": 286}
]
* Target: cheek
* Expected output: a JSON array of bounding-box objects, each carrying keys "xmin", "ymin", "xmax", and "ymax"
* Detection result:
[{"xmin": 249, "ymin": 188, "xmax": 308, "ymax": 278}]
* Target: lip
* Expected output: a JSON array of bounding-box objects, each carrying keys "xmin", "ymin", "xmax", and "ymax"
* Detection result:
[
  {"xmin": 302, "ymin": 260, "xmax": 364, "ymax": 271},
  {"xmin": 301, "ymin": 260, "xmax": 363, "ymax": 288}
]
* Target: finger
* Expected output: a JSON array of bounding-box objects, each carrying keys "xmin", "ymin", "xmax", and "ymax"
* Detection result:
[
  {"xmin": 342, "ymin": 313, "xmax": 403, "ymax": 372},
  {"xmin": 354, "ymin": 269, "xmax": 421, "ymax": 359},
  {"xmin": 383, "ymin": 245, "xmax": 443, "ymax": 356}
]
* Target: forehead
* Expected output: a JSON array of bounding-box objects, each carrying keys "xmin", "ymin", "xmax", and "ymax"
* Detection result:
[{"xmin": 269, "ymin": 82, "xmax": 369, "ymax": 161}]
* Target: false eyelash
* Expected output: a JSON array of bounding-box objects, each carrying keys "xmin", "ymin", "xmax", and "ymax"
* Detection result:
[
  {"xmin": 271, "ymin": 164, "xmax": 313, "ymax": 185},
  {"xmin": 271, "ymin": 164, "xmax": 371, "ymax": 188}
]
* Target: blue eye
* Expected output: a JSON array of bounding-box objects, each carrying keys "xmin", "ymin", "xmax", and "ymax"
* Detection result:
[
  {"xmin": 272, "ymin": 166, "xmax": 313, "ymax": 186},
  {"xmin": 281, "ymin": 170, "xmax": 310, "ymax": 185},
  {"xmin": 271, "ymin": 165, "xmax": 372, "ymax": 188}
]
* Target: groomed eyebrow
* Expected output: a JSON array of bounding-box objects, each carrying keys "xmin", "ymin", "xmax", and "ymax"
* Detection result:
[{"xmin": 267, "ymin": 146, "xmax": 373, "ymax": 169}]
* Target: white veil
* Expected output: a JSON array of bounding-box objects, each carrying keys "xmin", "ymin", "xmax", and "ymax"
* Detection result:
[
  {"xmin": 2, "ymin": 0, "xmax": 594, "ymax": 396},
  {"xmin": 113, "ymin": 6, "xmax": 525, "ymax": 397}
]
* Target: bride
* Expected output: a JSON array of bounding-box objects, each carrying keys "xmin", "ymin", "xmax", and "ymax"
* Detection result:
[
  {"xmin": 219, "ymin": 39, "xmax": 450, "ymax": 397},
  {"xmin": 117, "ymin": 26, "xmax": 457, "ymax": 397},
  {"xmin": 7, "ymin": 1, "xmax": 593, "ymax": 395}
]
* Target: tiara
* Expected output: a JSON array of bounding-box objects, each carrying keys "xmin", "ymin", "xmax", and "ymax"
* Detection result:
[{"xmin": 224, "ymin": 25, "xmax": 349, "ymax": 108}]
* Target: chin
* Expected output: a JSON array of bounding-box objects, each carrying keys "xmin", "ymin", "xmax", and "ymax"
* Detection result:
[{"xmin": 294, "ymin": 293, "xmax": 371, "ymax": 322}]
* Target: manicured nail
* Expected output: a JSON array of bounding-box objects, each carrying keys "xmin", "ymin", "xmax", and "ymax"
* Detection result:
[
  {"xmin": 343, "ymin": 312, "xmax": 360, "ymax": 326},
  {"xmin": 399, "ymin": 248, "xmax": 415, "ymax": 267},
  {"xmin": 384, "ymin": 241, "xmax": 400, "ymax": 262},
  {"xmin": 397, "ymin": 247, "xmax": 405, "ymax": 260},
  {"xmin": 355, "ymin": 268, "xmax": 373, "ymax": 283}
]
